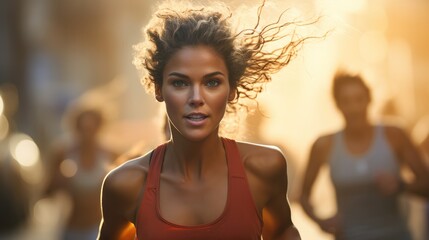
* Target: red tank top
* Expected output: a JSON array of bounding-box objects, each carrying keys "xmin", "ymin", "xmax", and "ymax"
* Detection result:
[{"xmin": 135, "ymin": 138, "xmax": 262, "ymax": 240}]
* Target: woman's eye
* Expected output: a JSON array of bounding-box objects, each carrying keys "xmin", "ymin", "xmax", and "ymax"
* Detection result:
[
  {"xmin": 206, "ymin": 79, "xmax": 220, "ymax": 87},
  {"xmin": 172, "ymin": 80, "xmax": 188, "ymax": 88}
]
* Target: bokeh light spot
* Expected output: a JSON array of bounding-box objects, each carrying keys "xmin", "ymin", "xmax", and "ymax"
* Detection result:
[
  {"xmin": 14, "ymin": 139, "xmax": 40, "ymax": 167},
  {"xmin": 60, "ymin": 159, "xmax": 78, "ymax": 178},
  {"xmin": 9, "ymin": 134, "xmax": 40, "ymax": 167}
]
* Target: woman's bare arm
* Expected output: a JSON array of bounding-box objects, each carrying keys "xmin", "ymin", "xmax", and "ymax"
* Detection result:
[
  {"xmin": 299, "ymin": 135, "xmax": 337, "ymax": 233},
  {"xmin": 98, "ymin": 159, "xmax": 148, "ymax": 240},
  {"xmin": 256, "ymin": 148, "xmax": 301, "ymax": 240},
  {"xmin": 386, "ymin": 126, "xmax": 429, "ymax": 198}
]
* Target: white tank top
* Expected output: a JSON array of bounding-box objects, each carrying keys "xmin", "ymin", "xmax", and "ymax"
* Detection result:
[
  {"xmin": 66, "ymin": 149, "xmax": 110, "ymax": 194},
  {"xmin": 329, "ymin": 125, "xmax": 411, "ymax": 240}
]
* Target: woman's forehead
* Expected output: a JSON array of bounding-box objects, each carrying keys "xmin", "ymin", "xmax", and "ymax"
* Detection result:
[{"xmin": 164, "ymin": 45, "xmax": 228, "ymax": 75}]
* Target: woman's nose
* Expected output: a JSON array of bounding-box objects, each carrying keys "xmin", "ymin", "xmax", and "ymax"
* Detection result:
[{"xmin": 189, "ymin": 85, "xmax": 204, "ymax": 107}]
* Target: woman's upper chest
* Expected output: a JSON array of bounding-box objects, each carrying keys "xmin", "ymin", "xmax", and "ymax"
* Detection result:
[{"xmin": 155, "ymin": 149, "xmax": 268, "ymax": 225}]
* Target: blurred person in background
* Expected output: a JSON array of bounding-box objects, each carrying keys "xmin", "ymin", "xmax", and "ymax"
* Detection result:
[
  {"xmin": 300, "ymin": 71, "xmax": 429, "ymax": 240},
  {"xmin": 44, "ymin": 106, "xmax": 117, "ymax": 240},
  {"xmin": 97, "ymin": 0, "xmax": 311, "ymax": 239}
]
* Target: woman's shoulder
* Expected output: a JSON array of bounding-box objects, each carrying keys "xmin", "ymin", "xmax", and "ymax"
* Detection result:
[
  {"xmin": 381, "ymin": 124, "xmax": 405, "ymax": 136},
  {"xmin": 101, "ymin": 151, "xmax": 152, "ymax": 221},
  {"xmin": 104, "ymin": 152, "xmax": 151, "ymax": 193},
  {"xmin": 380, "ymin": 124, "xmax": 411, "ymax": 149},
  {"xmin": 235, "ymin": 141, "xmax": 286, "ymax": 178},
  {"xmin": 236, "ymin": 141, "xmax": 283, "ymax": 158},
  {"xmin": 315, "ymin": 132, "xmax": 336, "ymax": 144},
  {"xmin": 308, "ymin": 133, "xmax": 336, "ymax": 154}
]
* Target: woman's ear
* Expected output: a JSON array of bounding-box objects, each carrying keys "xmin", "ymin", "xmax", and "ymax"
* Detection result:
[
  {"xmin": 228, "ymin": 89, "xmax": 236, "ymax": 102},
  {"xmin": 155, "ymin": 85, "xmax": 164, "ymax": 102}
]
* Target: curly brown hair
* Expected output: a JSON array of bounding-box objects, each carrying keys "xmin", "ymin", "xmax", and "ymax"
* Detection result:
[{"xmin": 133, "ymin": 0, "xmax": 314, "ymax": 112}]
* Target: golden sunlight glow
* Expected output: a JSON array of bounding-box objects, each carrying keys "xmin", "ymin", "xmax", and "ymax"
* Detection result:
[
  {"xmin": 9, "ymin": 133, "xmax": 40, "ymax": 167},
  {"xmin": 386, "ymin": 39, "xmax": 415, "ymax": 122},
  {"xmin": 341, "ymin": 0, "xmax": 367, "ymax": 14},
  {"xmin": 0, "ymin": 115, "xmax": 9, "ymax": 140},
  {"xmin": 359, "ymin": 30, "xmax": 388, "ymax": 64},
  {"xmin": 315, "ymin": 0, "xmax": 367, "ymax": 15}
]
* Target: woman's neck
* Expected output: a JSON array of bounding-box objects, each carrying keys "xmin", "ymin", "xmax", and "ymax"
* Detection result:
[
  {"xmin": 344, "ymin": 120, "xmax": 373, "ymax": 138},
  {"xmin": 77, "ymin": 139, "xmax": 97, "ymax": 148},
  {"xmin": 165, "ymin": 135, "xmax": 225, "ymax": 181}
]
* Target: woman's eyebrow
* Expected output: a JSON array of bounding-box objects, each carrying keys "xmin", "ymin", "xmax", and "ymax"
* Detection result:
[
  {"xmin": 167, "ymin": 72, "xmax": 189, "ymax": 78},
  {"xmin": 168, "ymin": 71, "xmax": 225, "ymax": 78},
  {"xmin": 204, "ymin": 71, "xmax": 225, "ymax": 78}
]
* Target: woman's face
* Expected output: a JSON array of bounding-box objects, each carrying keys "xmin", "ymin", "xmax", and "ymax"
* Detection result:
[
  {"xmin": 157, "ymin": 45, "xmax": 235, "ymax": 142},
  {"xmin": 336, "ymin": 82, "xmax": 370, "ymax": 124},
  {"xmin": 75, "ymin": 112, "xmax": 101, "ymax": 140}
]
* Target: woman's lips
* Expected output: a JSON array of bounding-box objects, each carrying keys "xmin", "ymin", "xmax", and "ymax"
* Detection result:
[{"xmin": 184, "ymin": 113, "xmax": 208, "ymax": 126}]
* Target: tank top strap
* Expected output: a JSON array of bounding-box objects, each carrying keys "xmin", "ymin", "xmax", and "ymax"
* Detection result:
[
  {"xmin": 145, "ymin": 143, "xmax": 168, "ymax": 189},
  {"xmin": 221, "ymin": 138, "xmax": 245, "ymax": 178},
  {"xmin": 374, "ymin": 124, "xmax": 383, "ymax": 141},
  {"xmin": 332, "ymin": 129, "xmax": 344, "ymax": 153},
  {"xmin": 334, "ymin": 130, "xmax": 343, "ymax": 144},
  {"xmin": 373, "ymin": 124, "xmax": 392, "ymax": 155}
]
